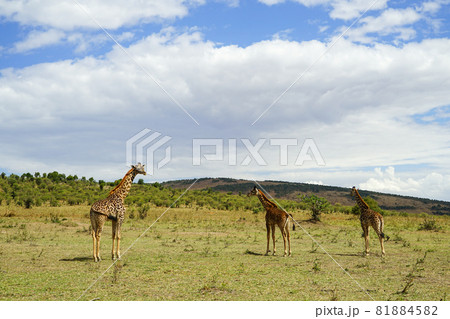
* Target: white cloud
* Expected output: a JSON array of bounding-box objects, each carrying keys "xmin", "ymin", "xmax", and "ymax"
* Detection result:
[
  {"xmin": 218, "ymin": 0, "xmax": 240, "ymax": 7},
  {"xmin": 360, "ymin": 167, "xmax": 450, "ymax": 200},
  {"xmin": 258, "ymin": 0, "xmax": 387, "ymax": 20},
  {"xmin": 11, "ymin": 29, "xmax": 66, "ymax": 53},
  {"xmin": 418, "ymin": 0, "xmax": 449, "ymax": 14},
  {"xmin": 0, "ymin": 0, "xmax": 195, "ymax": 30},
  {"xmin": 1, "ymin": 30, "xmax": 450, "ymax": 198},
  {"xmin": 258, "ymin": 0, "xmax": 286, "ymax": 5},
  {"xmin": 1, "ymin": 0, "xmax": 203, "ymax": 53},
  {"xmin": 272, "ymin": 28, "xmax": 294, "ymax": 40},
  {"xmin": 328, "ymin": 0, "xmax": 388, "ymax": 20},
  {"xmin": 343, "ymin": 7, "xmax": 423, "ymax": 43},
  {"xmin": 306, "ymin": 180, "xmax": 324, "ymax": 185}
]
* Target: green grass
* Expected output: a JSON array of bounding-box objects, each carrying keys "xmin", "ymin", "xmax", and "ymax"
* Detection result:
[{"xmin": 0, "ymin": 205, "xmax": 448, "ymax": 301}]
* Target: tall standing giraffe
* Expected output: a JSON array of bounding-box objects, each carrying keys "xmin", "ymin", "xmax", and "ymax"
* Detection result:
[
  {"xmin": 90, "ymin": 163, "xmax": 146, "ymax": 262},
  {"xmin": 351, "ymin": 186, "xmax": 389, "ymax": 256},
  {"xmin": 247, "ymin": 186, "xmax": 294, "ymax": 257}
]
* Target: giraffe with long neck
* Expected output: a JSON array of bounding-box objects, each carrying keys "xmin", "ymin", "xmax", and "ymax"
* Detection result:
[
  {"xmin": 90, "ymin": 163, "xmax": 146, "ymax": 262},
  {"xmin": 248, "ymin": 186, "xmax": 294, "ymax": 257},
  {"xmin": 351, "ymin": 186, "xmax": 389, "ymax": 256}
]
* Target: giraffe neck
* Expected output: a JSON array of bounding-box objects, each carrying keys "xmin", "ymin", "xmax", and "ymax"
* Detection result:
[
  {"xmin": 108, "ymin": 168, "xmax": 138, "ymax": 200},
  {"xmin": 354, "ymin": 189, "xmax": 369, "ymax": 211},
  {"xmin": 256, "ymin": 189, "xmax": 277, "ymax": 211}
]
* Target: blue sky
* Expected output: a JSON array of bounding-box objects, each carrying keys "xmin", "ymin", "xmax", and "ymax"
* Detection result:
[
  {"xmin": 3, "ymin": 0, "xmax": 449, "ymax": 68},
  {"xmin": 1, "ymin": 0, "xmax": 450, "ymax": 200},
  {"xmin": 0, "ymin": 1, "xmax": 330, "ymax": 69}
]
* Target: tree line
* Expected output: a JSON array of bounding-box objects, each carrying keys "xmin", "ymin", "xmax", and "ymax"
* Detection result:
[{"xmin": 0, "ymin": 171, "xmax": 390, "ymax": 219}]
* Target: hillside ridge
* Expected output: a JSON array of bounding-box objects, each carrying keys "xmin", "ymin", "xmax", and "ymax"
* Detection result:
[{"xmin": 162, "ymin": 177, "xmax": 450, "ymax": 215}]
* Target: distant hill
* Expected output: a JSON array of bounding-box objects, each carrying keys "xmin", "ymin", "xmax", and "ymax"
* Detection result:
[{"xmin": 162, "ymin": 177, "xmax": 450, "ymax": 216}]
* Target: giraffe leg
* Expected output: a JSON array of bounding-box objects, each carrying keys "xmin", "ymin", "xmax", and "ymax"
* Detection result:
[
  {"xmin": 364, "ymin": 228, "xmax": 370, "ymax": 256},
  {"xmin": 96, "ymin": 232, "xmax": 102, "ymax": 262},
  {"xmin": 286, "ymin": 225, "xmax": 291, "ymax": 257},
  {"xmin": 271, "ymin": 224, "xmax": 276, "ymax": 256},
  {"xmin": 265, "ymin": 223, "xmax": 270, "ymax": 255},
  {"xmin": 361, "ymin": 224, "xmax": 369, "ymax": 256},
  {"xmin": 378, "ymin": 234, "xmax": 385, "ymax": 256},
  {"xmin": 378, "ymin": 218, "xmax": 386, "ymax": 256},
  {"xmin": 375, "ymin": 222, "xmax": 385, "ymax": 256},
  {"xmin": 116, "ymin": 231, "xmax": 121, "ymax": 260},
  {"xmin": 90, "ymin": 211, "xmax": 99, "ymax": 262},
  {"xmin": 111, "ymin": 220, "xmax": 117, "ymax": 260},
  {"xmin": 116, "ymin": 219, "xmax": 123, "ymax": 259},
  {"xmin": 92, "ymin": 230, "xmax": 98, "ymax": 262},
  {"xmin": 279, "ymin": 223, "xmax": 287, "ymax": 257},
  {"xmin": 364, "ymin": 235, "xmax": 369, "ymax": 256}
]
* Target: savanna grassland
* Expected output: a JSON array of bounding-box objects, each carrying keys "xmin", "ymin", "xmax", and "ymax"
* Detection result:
[{"xmin": 0, "ymin": 204, "xmax": 448, "ymax": 301}]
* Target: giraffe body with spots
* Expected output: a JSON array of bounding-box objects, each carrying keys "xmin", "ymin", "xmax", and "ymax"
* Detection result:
[
  {"xmin": 248, "ymin": 186, "xmax": 294, "ymax": 257},
  {"xmin": 351, "ymin": 186, "xmax": 389, "ymax": 256},
  {"xmin": 90, "ymin": 164, "xmax": 146, "ymax": 262}
]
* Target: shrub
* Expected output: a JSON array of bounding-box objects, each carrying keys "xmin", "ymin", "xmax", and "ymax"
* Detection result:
[
  {"xmin": 300, "ymin": 194, "xmax": 330, "ymax": 222},
  {"xmin": 22, "ymin": 198, "xmax": 34, "ymax": 209},
  {"xmin": 351, "ymin": 205, "xmax": 360, "ymax": 215},
  {"xmin": 351, "ymin": 196, "xmax": 385, "ymax": 215},
  {"xmin": 50, "ymin": 198, "xmax": 60, "ymax": 207},
  {"xmin": 138, "ymin": 204, "xmax": 149, "ymax": 219},
  {"xmin": 418, "ymin": 218, "xmax": 441, "ymax": 231},
  {"xmin": 129, "ymin": 208, "xmax": 135, "ymax": 219},
  {"xmin": 50, "ymin": 213, "xmax": 61, "ymax": 224}
]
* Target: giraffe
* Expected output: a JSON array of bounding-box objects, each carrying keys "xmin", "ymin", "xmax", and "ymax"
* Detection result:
[
  {"xmin": 90, "ymin": 163, "xmax": 146, "ymax": 262},
  {"xmin": 351, "ymin": 186, "xmax": 389, "ymax": 256},
  {"xmin": 247, "ymin": 186, "xmax": 295, "ymax": 257}
]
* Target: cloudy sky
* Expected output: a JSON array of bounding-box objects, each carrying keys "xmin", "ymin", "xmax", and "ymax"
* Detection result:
[{"xmin": 1, "ymin": 0, "xmax": 450, "ymax": 200}]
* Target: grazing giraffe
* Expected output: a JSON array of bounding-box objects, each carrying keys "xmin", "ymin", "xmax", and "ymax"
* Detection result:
[
  {"xmin": 90, "ymin": 163, "xmax": 146, "ymax": 262},
  {"xmin": 351, "ymin": 186, "xmax": 389, "ymax": 256},
  {"xmin": 247, "ymin": 186, "xmax": 295, "ymax": 257}
]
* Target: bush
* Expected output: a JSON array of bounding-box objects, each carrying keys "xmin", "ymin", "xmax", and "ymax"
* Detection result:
[
  {"xmin": 24, "ymin": 198, "xmax": 33, "ymax": 209},
  {"xmin": 129, "ymin": 208, "xmax": 135, "ymax": 219},
  {"xmin": 418, "ymin": 218, "xmax": 441, "ymax": 231},
  {"xmin": 351, "ymin": 205, "xmax": 360, "ymax": 215},
  {"xmin": 351, "ymin": 196, "xmax": 385, "ymax": 215},
  {"xmin": 50, "ymin": 213, "xmax": 61, "ymax": 224},
  {"xmin": 50, "ymin": 198, "xmax": 60, "ymax": 207},
  {"xmin": 300, "ymin": 194, "xmax": 330, "ymax": 222},
  {"xmin": 138, "ymin": 204, "xmax": 149, "ymax": 219}
]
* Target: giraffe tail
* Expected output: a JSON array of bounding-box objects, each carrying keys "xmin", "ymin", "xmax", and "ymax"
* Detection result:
[
  {"xmin": 380, "ymin": 219, "xmax": 389, "ymax": 241},
  {"xmin": 107, "ymin": 214, "xmax": 117, "ymax": 221},
  {"xmin": 289, "ymin": 214, "xmax": 296, "ymax": 231}
]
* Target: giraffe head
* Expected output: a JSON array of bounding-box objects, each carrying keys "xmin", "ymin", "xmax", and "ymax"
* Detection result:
[
  {"xmin": 247, "ymin": 186, "xmax": 258, "ymax": 197},
  {"xmin": 132, "ymin": 163, "xmax": 146, "ymax": 175},
  {"xmin": 351, "ymin": 186, "xmax": 357, "ymax": 197}
]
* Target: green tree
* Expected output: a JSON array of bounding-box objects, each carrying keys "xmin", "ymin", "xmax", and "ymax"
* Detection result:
[
  {"xmin": 352, "ymin": 196, "xmax": 385, "ymax": 215},
  {"xmin": 300, "ymin": 194, "xmax": 330, "ymax": 222},
  {"xmin": 98, "ymin": 180, "xmax": 105, "ymax": 191}
]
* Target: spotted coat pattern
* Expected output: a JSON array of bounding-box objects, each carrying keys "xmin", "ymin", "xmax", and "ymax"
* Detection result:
[
  {"xmin": 351, "ymin": 186, "xmax": 388, "ymax": 256},
  {"xmin": 90, "ymin": 164, "xmax": 146, "ymax": 262},
  {"xmin": 248, "ymin": 186, "xmax": 293, "ymax": 257}
]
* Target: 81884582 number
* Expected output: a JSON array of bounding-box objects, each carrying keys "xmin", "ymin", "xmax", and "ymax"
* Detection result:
[{"xmin": 376, "ymin": 305, "xmax": 438, "ymax": 316}]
